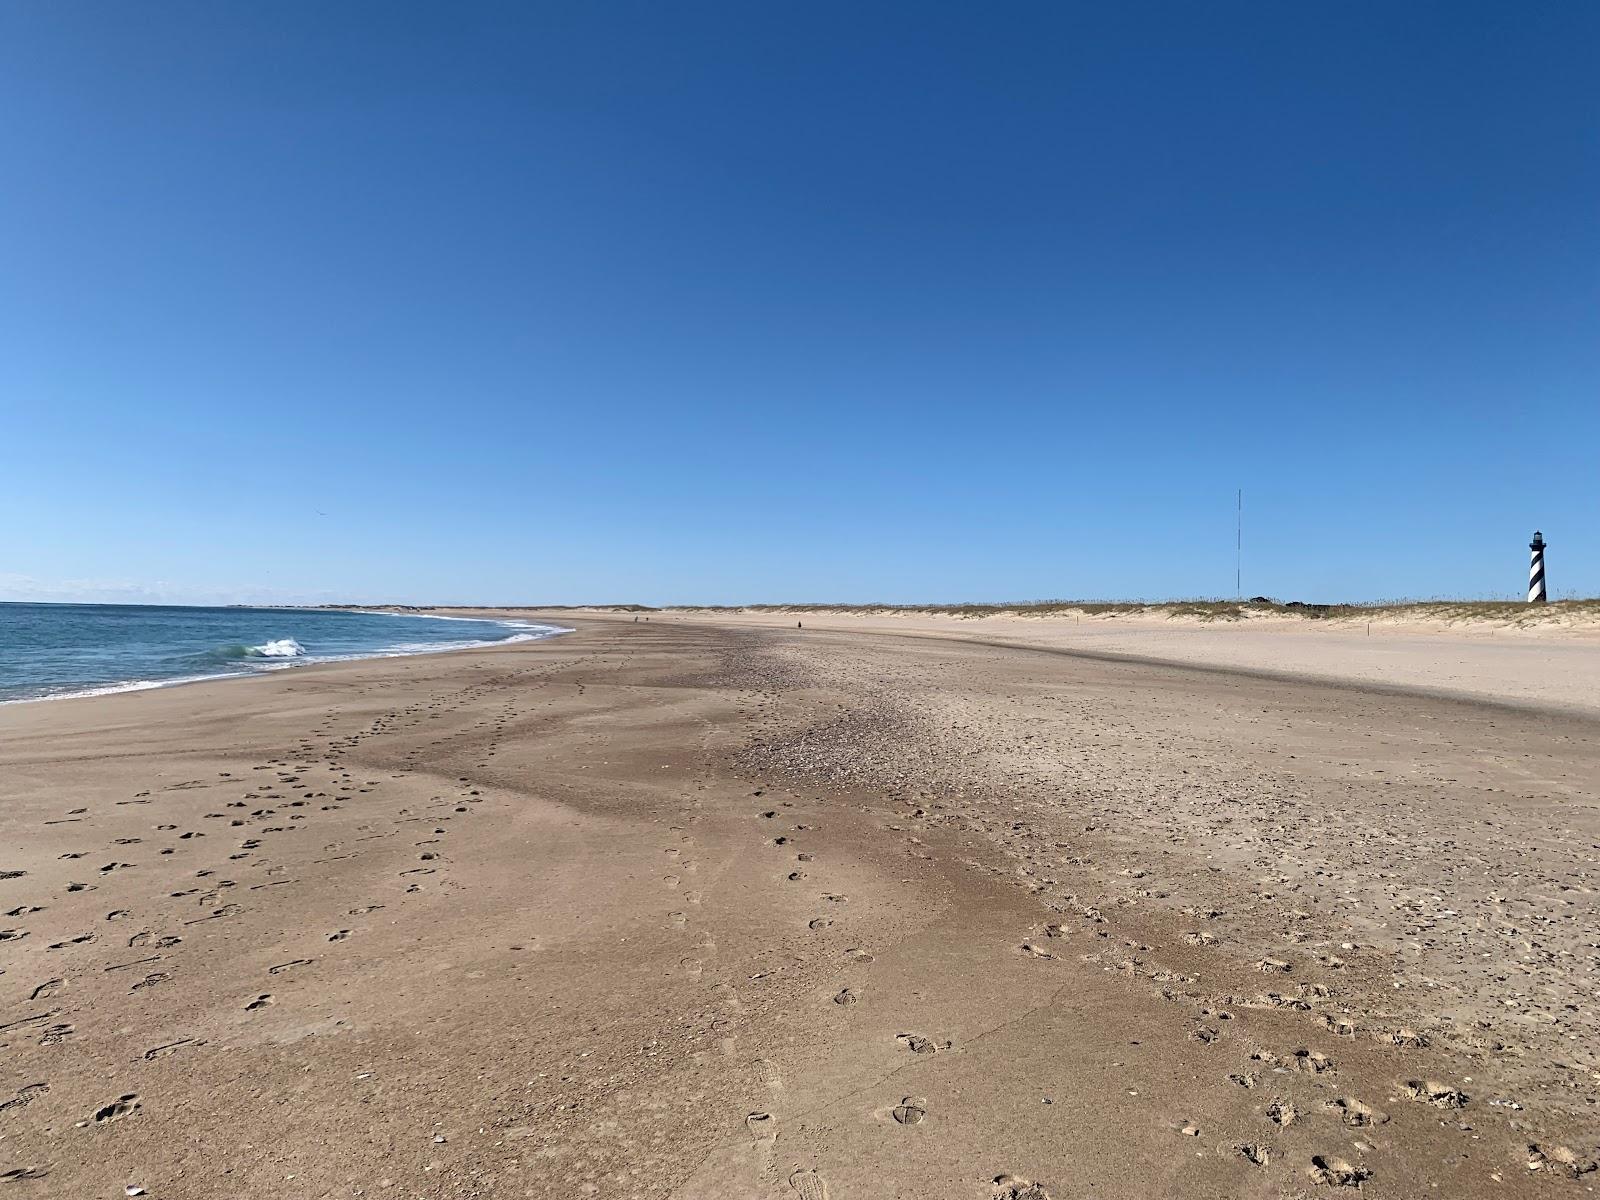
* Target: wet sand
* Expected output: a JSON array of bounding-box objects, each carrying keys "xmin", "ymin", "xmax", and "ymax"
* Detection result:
[{"xmin": 1, "ymin": 614, "xmax": 1596, "ymax": 1198}]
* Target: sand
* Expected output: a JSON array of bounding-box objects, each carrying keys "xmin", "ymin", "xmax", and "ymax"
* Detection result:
[{"xmin": 1, "ymin": 612, "xmax": 1596, "ymax": 1198}]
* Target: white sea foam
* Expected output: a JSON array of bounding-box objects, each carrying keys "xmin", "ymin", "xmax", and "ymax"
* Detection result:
[
  {"xmin": 327, "ymin": 626, "xmax": 569, "ymax": 660},
  {"xmin": 373, "ymin": 611, "xmax": 568, "ymax": 632},
  {"xmin": 366, "ymin": 613, "xmax": 572, "ymax": 649},
  {"xmin": 248, "ymin": 638, "xmax": 306, "ymax": 658},
  {"xmin": 0, "ymin": 671, "xmax": 254, "ymax": 705}
]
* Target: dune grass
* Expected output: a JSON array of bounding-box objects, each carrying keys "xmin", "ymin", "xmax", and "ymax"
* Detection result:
[
  {"xmin": 664, "ymin": 598, "xmax": 1600, "ymax": 625},
  {"xmin": 347, "ymin": 598, "xmax": 1600, "ymax": 628}
]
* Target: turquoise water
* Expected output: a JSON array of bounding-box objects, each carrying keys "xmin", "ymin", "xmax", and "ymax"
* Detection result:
[{"xmin": 0, "ymin": 603, "xmax": 569, "ymax": 703}]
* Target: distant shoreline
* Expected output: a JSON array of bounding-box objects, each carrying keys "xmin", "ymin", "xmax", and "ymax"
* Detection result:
[{"xmin": 323, "ymin": 597, "xmax": 1600, "ymax": 635}]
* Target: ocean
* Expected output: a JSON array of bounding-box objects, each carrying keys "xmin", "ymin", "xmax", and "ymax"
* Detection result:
[{"xmin": 0, "ymin": 603, "xmax": 569, "ymax": 703}]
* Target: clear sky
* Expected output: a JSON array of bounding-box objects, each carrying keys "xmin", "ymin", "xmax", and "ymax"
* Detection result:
[{"xmin": 3, "ymin": 2, "xmax": 1595, "ymax": 605}]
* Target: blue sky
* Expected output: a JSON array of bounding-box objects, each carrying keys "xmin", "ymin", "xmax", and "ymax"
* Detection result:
[{"xmin": 3, "ymin": 2, "xmax": 1595, "ymax": 605}]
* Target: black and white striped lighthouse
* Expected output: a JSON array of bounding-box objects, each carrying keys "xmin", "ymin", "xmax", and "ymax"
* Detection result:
[{"xmin": 1528, "ymin": 530, "xmax": 1548, "ymax": 604}]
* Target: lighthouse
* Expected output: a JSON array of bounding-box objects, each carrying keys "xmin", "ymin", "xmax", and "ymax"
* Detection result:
[{"xmin": 1528, "ymin": 531, "xmax": 1548, "ymax": 604}]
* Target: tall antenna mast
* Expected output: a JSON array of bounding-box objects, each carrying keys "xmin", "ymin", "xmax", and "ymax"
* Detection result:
[{"xmin": 1236, "ymin": 489, "xmax": 1242, "ymax": 599}]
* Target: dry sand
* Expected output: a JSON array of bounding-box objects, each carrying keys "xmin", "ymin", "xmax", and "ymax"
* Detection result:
[{"xmin": 1, "ymin": 613, "xmax": 1596, "ymax": 1198}]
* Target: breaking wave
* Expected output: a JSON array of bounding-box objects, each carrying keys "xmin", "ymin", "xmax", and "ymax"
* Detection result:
[
  {"xmin": 247, "ymin": 638, "xmax": 306, "ymax": 658},
  {"xmin": 206, "ymin": 637, "xmax": 307, "ymax": 663}
]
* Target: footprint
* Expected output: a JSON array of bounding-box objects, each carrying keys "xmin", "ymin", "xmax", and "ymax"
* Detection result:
[
  {"xmin": 754, "ymin": 1059, "xmax": 782, "ymax": 1089},
  {"xmin": 245, "ymin": 994, "xmax": 273, "ymax": 1011},
  {"xmin": 1383, "ymin": 1027, "xmax": 1428, "ymax": 1049},
  {"xmin": 1235, "ymin": 1143, "xmax": 1271, "ymax": 1166},
  {"xmin": 788, "ymin": 1169, "xmax": 828, "ymax": 1199},
  {"xmin": 746, "ymin": 1112, "xmax": 776, "ymax": 1143},
  {"xmin": 327, "ymin": 929, "xmax": 351, "ymax": 942},
  {"xmin": 1265, "ymin": 1100, "xmax": 1299, "ymax": 1127},
  {"xmin": 832, "ymin": 988, "xmax": 859, "ymax": 1006},
  {"xmin": 891, "ymin": 1096, "xmax": 927, "ymax": 1126},
  {"xmin": 1291, "ymin": 1049, "xmax": 1333, "ymax": 1074},
  {"xmin": 127, "ymin": 931, "xmax": 180, "ymax": 949},
  {"xmin": 0, "ymin": 1084, "xmax": 48, "ymax": 1114},
  {"xmin": 92, "ymin": 1093, "xmax": 141, "ymax": 1123},
  {"xmin": 1308, "ymin": 1155, "xmax": 1370, "ymax": 1187},
  {"xmin": 896, "ymin": 1033, "xmax": 949, "ymax": 1055},
  {"xmin": 1527, "ymin": 1143, "xmax": 1598, "ymax": 1178},
  {"xmin": 808, "ymin": 918, "xmax": 832, "ymax": 931},
  {"xmin": 1401, "ymin": 1080, "xmax": 1467, "ymax": 1108},
  {"xmin": 992, "ymin": 1177, "xmax": 1051, "ymax": 1200},
  {"xmin": 1326, "ymin": 1097, "xmax": 1386, "ymax": 1127}
]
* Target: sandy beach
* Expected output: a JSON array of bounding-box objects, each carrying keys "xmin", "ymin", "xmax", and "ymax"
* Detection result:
[{"xmin": 2, "ymin": 611, "xmax": 1597, "ymax": 1198}]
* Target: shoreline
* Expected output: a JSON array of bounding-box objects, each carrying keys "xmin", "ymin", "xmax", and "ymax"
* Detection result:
[
  {"xmin": 334, "ymin": 598, "xmax": 1600, "ymax": 638},
  {"xmin": 0, "ymin": 609, "xmax": 572, "ymax": 707}
]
